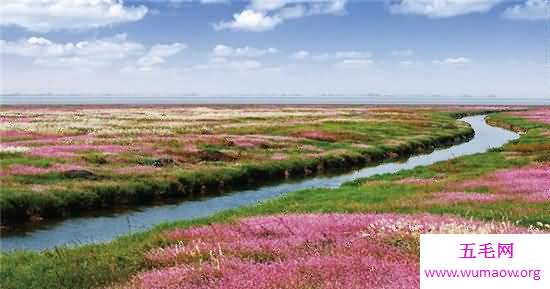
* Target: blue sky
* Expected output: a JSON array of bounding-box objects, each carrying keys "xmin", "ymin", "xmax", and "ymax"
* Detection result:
[{"xmin": 1, "ymin": 0, "xmax": 549, "ymax": 98}]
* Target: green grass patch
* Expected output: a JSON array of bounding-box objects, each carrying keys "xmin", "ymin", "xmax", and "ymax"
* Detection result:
[{"xmin": 1, "ymin": 110, "xmax": 548, "ymax": 289}]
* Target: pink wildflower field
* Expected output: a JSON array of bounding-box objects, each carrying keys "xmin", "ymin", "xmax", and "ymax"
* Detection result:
[
  {"xmin": 120, "ymin": 213, "xmax": 532, "ymax": 289},
  {"xmin": 512, "ymin": 108, "xmax": 550, "ymax": 124},
  {"xmin": 1, "ymin": 106, "xmax": 442, "ymax": 179},
  {"xmin": 0, "ymin": 105, "xmax": 486, "ymax": 218},
  {"xmin": 453, "ymin": 163, "xmax": 550, "ymax": 203}
]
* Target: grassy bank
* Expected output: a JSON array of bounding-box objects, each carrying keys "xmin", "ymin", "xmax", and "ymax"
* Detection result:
[
  {"xmin": 1, "ymin": 106, "xmax": 477, "ymax": 224},
  {"xmin": 1, "ymin": 109, "xmax": 548, "ymax": 289}
]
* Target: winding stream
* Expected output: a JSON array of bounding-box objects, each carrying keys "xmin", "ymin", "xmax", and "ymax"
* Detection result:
[{"xmin": 0, "ymin": 115, "xmax": 519, "ymax": 252}]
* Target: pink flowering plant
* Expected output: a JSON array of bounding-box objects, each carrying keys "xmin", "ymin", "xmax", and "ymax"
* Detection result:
[
  {"xmin": 0, "ymin": 106, "xmax": 486, "ymax": 223},
  {"xmin": 451, "ymin": 163, "xmax": 550, "ymax": 202},
  {"xmin": 512, "ymin": 108, "xmax": 550, "ymax": 124},
  {"xmin": 119, "ymin": 214, "xmax": 534, "ymax": 289},
  {"xmin": 1, "ymin": 108, "xmax": 549, "ymax": 289}
]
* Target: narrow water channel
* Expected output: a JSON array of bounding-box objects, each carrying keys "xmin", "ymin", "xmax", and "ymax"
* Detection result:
[{"xmin": 0, "ymin": 115, "xmax": 519, "ymax": 252}]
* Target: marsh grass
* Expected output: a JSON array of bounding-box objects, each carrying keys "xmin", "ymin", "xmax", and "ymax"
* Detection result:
[
  {"xmin": 1, "ymin": 109, "xmax": 548, "ymax": 289},
  {"xmin": 0, "ymin": 107, "xmax": 476, "ymax": 224}
]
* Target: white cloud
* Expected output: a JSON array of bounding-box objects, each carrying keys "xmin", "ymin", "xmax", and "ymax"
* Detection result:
[
  {"xmin": 200, "ymin": 0, "xmax": 230, "ymax": 4},
  {"xmin": 194, "ymin": 58, "xmax": 263, "ymax": 71},
  {"xmin": 0, "ymin": 0, "xmax": 148, "ymax": 32},
  {"xmin": 334, "ymin": 58, "xmax": 373, "ymax": 68},
  {"xmin": 307, "ymin": 50, "xmax": 371, "ymax": 61},
  {"xmin": 399, "ymin": 60, "xmax": 416, "ymax": 66},
  {"xmin": 334, "ymin": 51, "xmax": 372, "ymax": 59},
  {"xmin": 250, "ymin": 0, "xmax": 288, "ymax": 11},
  {"xmin": 398, "ymin": 60, "xmax": 424, "ymax": 68},
  {"xmin": 0, "ymin": 34, "xmax": 145, "ymax": 68},
  {"xmin": 212, "ymin": 44, "xmax": 278, "ymax": 57},
  {"xmin": 278, "ymin": 5, "xmax": 307, "ymax": 19},
  {"xmin": 391, "ymin": 49, "xmax": 414, "ymax": 57},
  {"xmin": 199, "ymin": 43, "xmax": 276, "ymax": 71},
  {"xmin": 389, "ymin": 0, "xmax": 502, "ymax": 18},
  {"xmin": 329, "ymin": 50, "xmax": 374, "ymax": 68},
  {"xmin": 230, "ymin": 59, "xmax": 263, "ymax": 70},
  {"xmin": 503, "ymin": 0, "xmax": 550, "ymax": 20},
  {"xmin": 214, "ymin": 0, "xmax": 347, "ymax": 32},
  {"xmin": 212, "ymin": 45, "xmax": 234, "ymax": 57},
  {"xmin": 433, "ymin": 57, "xmax": 472, "ymax": 65},
  {"xmin": 309, "ymin": 0, "xmax": 346, "ymax": 15},
  {"xmin": 290, "ymin": 50, "xmax": 310, "ymax": 59},
  {"xmin": 445, "ymin": 57, "xmax": 472, "ymax": 64},
  {"xmin": 136, "ymin": 43, "xmax": 186, "ymax": 70},
  {"xmin": 1, "ymin": 34, "xmax": 184, "ymax": 71},
  {"xmin": 247, "ymin": 0, "xmax": 345, "ymax": 14},
  {"xmin": 214, "ymin": 9, "xmax": 282, "ymax": 32}
]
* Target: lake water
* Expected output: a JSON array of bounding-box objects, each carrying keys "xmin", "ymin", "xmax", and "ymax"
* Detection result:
[{"xmin": 1, "ymin": 95, "xmax": 549, "ymax": 105}]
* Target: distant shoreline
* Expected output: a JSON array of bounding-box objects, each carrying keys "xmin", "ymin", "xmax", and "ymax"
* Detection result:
[{"xmin": 1, "ymin": 95, "xmax": 549, "ymax": 106}]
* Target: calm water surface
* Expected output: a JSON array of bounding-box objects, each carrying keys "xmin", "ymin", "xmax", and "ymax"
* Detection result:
[
  {"xmin": 2, "ymin": 95, "xmax": 549, "ymax": 105},
  {"xmin": 0, "ymin": 115, "xmax": 519, "ymax": 251}
]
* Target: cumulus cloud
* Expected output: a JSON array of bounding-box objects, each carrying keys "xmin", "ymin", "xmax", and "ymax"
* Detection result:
[
  {"xmin": 191, "ymin": 43, "xmax": 280, "ymax": 71},
  {"xmin": 389, "ymin": 0, "xmax": 502, "ymax": 18},
  {"xmin": 250, "ymin": 0, "xmax": 288, "ymax": 11},
  {"xmin": 214, "ymin": 0, "xmax": 347, "ymax": 32},
  {"xmin": 136, "ymin": 43, "xmax": 186, "ymax": 71},
  {"xmin": 0, "ymin": 34, "xmax": 145, "ymax": 68},
  {"xmin": 212, "ymin": 44, "xmax": 278, "ymax": 57},
  {"xmin": 1, "ymin": 34, "xmax": 184, "ymax": 71},
  {"xmin": 214, "ymin": 9, "xmax": 283, "ymax": 32},
  {"xmin": 433, "ymin": 57, "xmax": 472, "ymax": 65},
  {"xmin": 0, "ymin": 0, "xmax": 148, "ymax": 32},
  {"xmin": 503, "ymin": 0, "xmax": 550, "ymax": 20}
]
